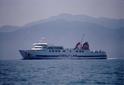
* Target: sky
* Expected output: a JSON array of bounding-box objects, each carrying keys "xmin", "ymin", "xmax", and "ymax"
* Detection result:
[{"xmin": 0, "ymin": 0, "xmax": 124, "ymax": 27}]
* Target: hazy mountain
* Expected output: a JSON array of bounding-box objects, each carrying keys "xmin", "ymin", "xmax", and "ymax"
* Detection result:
[
  {"xmin": 26, "ymin": 13, "xmax": 124, "ymax": 29},
  {"xmin": 0, "ymin": 25, "xmax": 20, "ymax": 32},
  {"xmin": 0, "ymin": 14, "xmax": 124, "ymax": 59}
]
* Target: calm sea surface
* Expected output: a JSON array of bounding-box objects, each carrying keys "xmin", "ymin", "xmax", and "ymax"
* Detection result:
[{"xmin": 0, "ymin": 59, "xmax": 124, "ymax": 85}]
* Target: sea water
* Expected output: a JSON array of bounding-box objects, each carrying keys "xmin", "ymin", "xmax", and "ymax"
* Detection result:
[{"xmin": 0, "ymin": 59, "xmax": 124, "ymax": 85}]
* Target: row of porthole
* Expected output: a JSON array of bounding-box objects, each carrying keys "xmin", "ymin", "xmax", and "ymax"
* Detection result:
[
  {"xmin": 76, "ymin": 51, "xmax": 84, "ymax": 53},
  {"xmin": 49, "ymin": 50, "xmax": 63, "ymax": 52},
  {"xmin": 49, "ymin": 50, "xmax": 84, "ymax": 53}
]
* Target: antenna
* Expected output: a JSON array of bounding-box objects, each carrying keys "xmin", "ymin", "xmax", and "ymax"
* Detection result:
[
  {"xmin": 81, "ymin": 34, "xmax": 85, "ymax": 43},
  {"xmin": 40, "ymin": 37, "xmax": 47, "ymax": 43}
]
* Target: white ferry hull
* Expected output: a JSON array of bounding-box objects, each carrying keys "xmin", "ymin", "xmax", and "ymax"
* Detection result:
[{"xmin": 19, "ymin": 50, "xmax": 107, "ymax": 60}]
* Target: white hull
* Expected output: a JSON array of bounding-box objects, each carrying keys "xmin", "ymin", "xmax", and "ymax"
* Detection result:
[{"xmin": 19, "ymin": 50, "xmax": 107, "ymax": 60}]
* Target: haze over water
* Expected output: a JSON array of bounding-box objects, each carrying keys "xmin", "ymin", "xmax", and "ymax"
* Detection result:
[{"xmin": 0, "ymin": 0, "xmax": 124, "ymax": 59}]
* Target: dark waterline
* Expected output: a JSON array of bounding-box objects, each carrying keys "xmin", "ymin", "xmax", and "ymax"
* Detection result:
[{"xmin": 0, "ymin": 59, "xmax": 124, "ymax": 85}]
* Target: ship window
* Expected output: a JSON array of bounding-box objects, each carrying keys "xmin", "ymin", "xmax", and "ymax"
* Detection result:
[
  {"xmin": 63, "ymin": 50, "xmax": 65, "ymax": 52},
  {"xmin": 48, "ymin": 46, "xmax": 63, "ymax": 49}
]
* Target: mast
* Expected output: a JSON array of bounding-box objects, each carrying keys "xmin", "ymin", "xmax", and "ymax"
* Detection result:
[
  {"xmin": 40, "ymin": 37, "xmax": 47, "ymax": 43},
  {"xmin": 81, "ymin": 34, "xmax": 85, "ymax": 44}
]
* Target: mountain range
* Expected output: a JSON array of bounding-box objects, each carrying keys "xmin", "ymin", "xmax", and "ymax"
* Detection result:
[{"xmin": 0, "ymin": 14, "xmax": 124, "ymax": 59}]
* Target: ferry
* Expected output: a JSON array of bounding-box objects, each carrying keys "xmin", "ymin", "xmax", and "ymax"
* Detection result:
[{"xmin": 19, "ymin": 39, "xmax": 107, "ymax": 59}]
